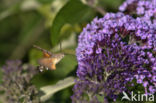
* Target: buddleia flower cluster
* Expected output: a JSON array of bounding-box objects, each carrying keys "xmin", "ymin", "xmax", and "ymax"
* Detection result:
[
  {"xmin": 119, "ymin": 0, "xmax": 156, "ymax": 25},
  {"xmin": 0, "ymin": 60, "xmax": 40, "ymax": 103},
  {"xmin": 72, "ymin": 12, "xmax": 156, "ymax": 102}
]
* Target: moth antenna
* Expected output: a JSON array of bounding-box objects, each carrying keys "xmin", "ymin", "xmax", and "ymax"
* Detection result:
[
  {"xmin": 33, "ymin": 45, "xmax": 46, "ymax": 52},
  {"xmin": 33, "ymin": 45, "xmax": 52, "ymax": 55}
]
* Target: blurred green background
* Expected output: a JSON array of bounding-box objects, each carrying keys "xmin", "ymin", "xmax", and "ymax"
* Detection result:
[{"xmin": 0, "ymin": 0, "xmax": 124, "ymax": 102}]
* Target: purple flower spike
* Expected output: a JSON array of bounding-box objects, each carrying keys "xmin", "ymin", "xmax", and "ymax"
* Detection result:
[
  {"xmin": 72, "ymin": 12, "xmax": 156, "ymax": 103},
  {"xmin": 119, "ymin": 0, "xmax": 156, "ymax": 25}
]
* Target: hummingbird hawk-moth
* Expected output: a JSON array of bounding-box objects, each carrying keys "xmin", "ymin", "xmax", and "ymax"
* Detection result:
[{"xmin": 33, "ymin": 45, "xmax": 64, "ymax": 72}]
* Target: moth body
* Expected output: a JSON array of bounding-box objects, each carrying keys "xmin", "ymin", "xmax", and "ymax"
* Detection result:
[{"xmin": 33, "ymin": 45, "xmax": 64, "ymax": 71}]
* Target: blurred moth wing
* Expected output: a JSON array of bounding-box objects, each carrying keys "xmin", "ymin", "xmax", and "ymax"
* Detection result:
[{"xmin": 33, "ymin": 45, "xmax": 52, "ymax": 57}]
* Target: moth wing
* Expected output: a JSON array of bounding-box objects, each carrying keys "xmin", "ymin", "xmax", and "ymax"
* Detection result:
[
  {"xmin": 43, "ymin": 52, "xmax": 51, "ymax": 58},
  {"xmin": 33, "ymin": 45, "xmax": 52, "ymax": 58}
]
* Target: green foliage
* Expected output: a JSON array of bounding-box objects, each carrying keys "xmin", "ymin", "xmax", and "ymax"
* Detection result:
[
  {"xmin": 50, "ymin": 0, "xmax": 92, "ymax": 46},
  {"xmin": 40, "ymin": 77, "xmax": 75, "ymax": 102},
  {"xmin": 98, "ymin": 0, "xmax": 123, "ymax": 12},
  {"xmin": 37, "ymin": 0, "xmax": 54, "ymax": 4},
  {"xmin": 10, "ymin": 13, "xmax": 43, "ymax": 59}
]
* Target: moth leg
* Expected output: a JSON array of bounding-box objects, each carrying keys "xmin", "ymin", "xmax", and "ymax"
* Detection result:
[{"xmin": 38, "ymin": 65, "xmax": 44, "ymax": 72}]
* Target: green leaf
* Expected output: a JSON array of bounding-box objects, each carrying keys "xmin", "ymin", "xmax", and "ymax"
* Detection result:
[
  {"xmin": 37, "ymin": 0, "xmax": 54, "ymax": 4},
  {"xmin": 98, "ymin": 0, "xmax": 123, "ymax": 12},
  {"xmin": 40, "ymin": 77, "xmax": 75, "ymax": 102},
  {"xmin": 51, "ymin": 0, "xmax": 92, "ymax": 46},
  {"xmin": 52, "ymin": 54, "xmax": 77, "ymax": 77}
]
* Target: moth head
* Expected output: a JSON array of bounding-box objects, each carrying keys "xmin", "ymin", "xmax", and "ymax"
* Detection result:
[{"xmin": 53, "ymin": 53, "xmax": 65, "ymax": 62}]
